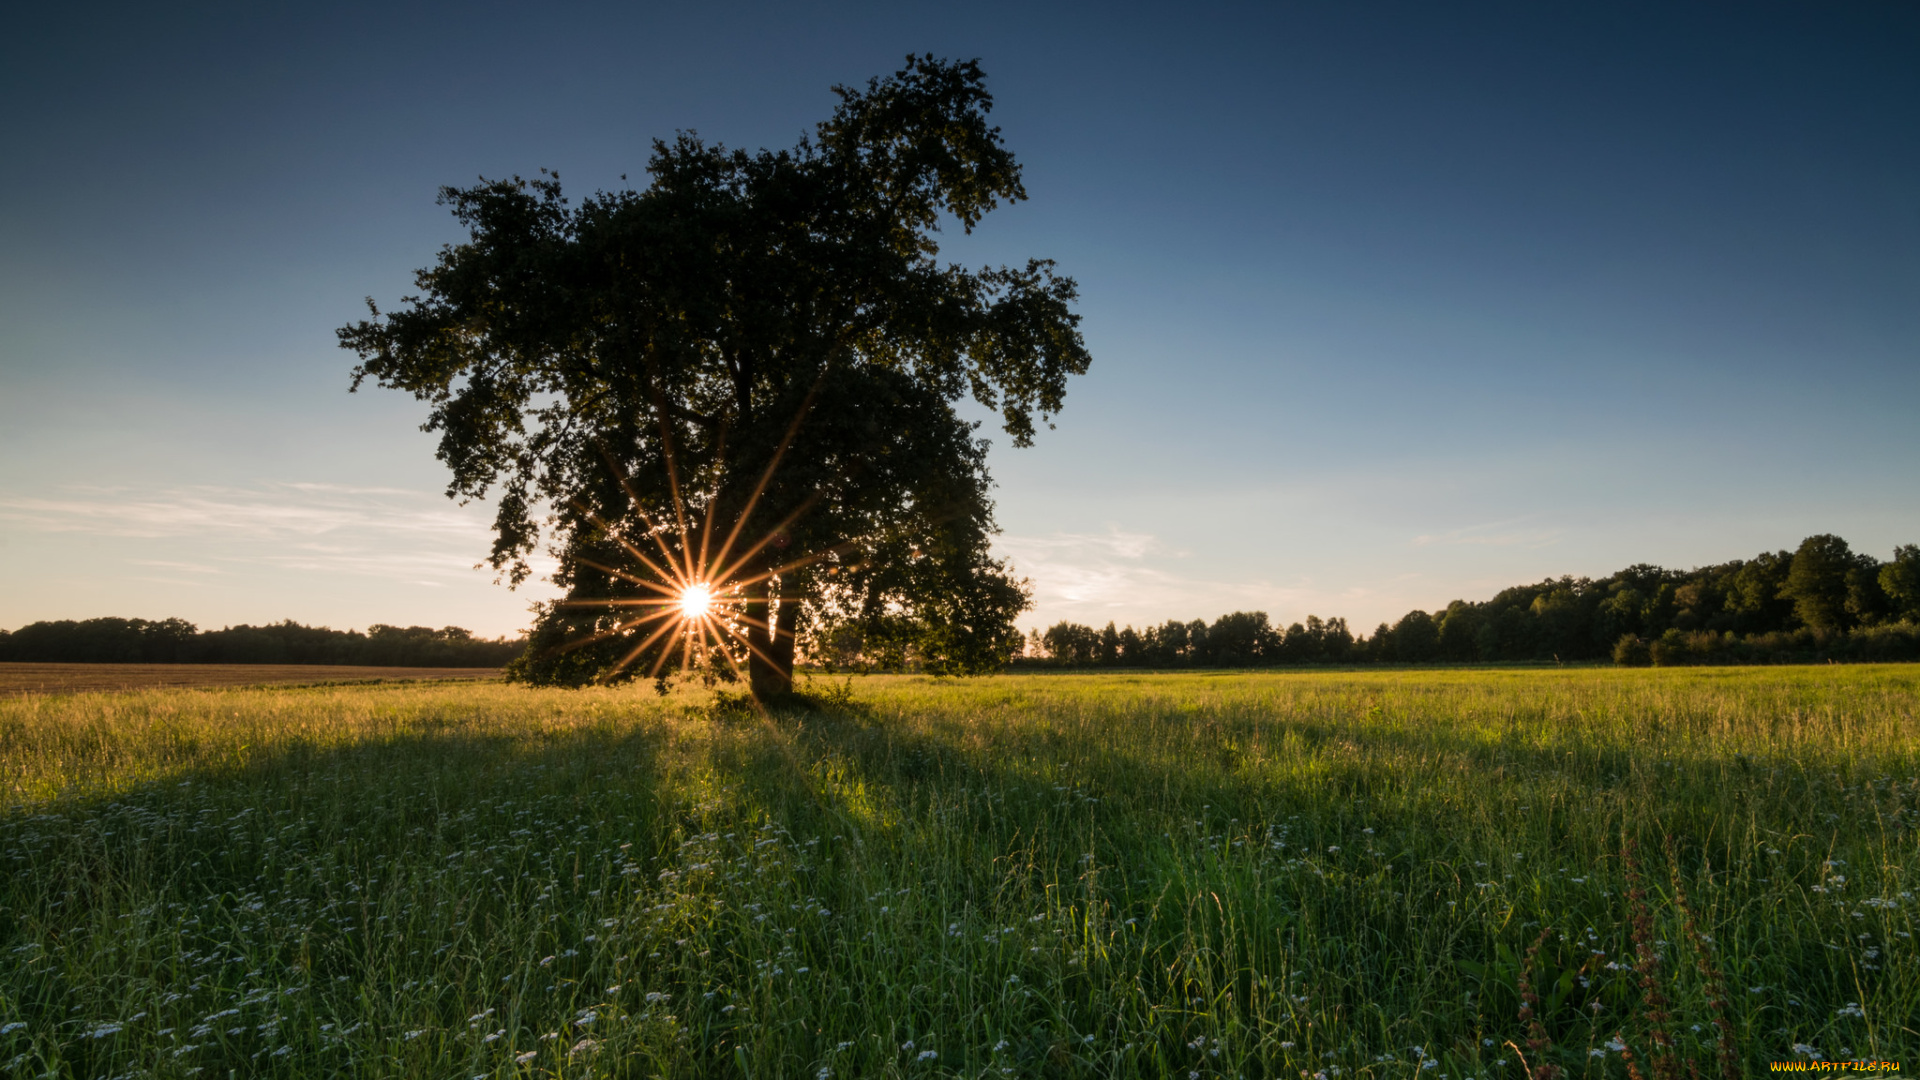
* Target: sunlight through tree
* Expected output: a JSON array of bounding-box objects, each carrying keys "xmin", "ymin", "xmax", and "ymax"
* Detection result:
[{"xmin": 339, "ymin": 56, "xmax": 1090, "ymax": 697}]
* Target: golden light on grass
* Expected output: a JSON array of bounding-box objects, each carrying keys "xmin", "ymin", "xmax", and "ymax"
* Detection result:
[{"xmin": 1, "ymin": 667, "xmax": 1907, "ymax": 1072}]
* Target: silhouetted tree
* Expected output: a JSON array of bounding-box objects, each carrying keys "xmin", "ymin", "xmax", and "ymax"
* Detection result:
[
  {"xmin": 339, "ymin": 56, "xmax": 1088, "ymax": 697},
  {"xmin": 1883, "ymin": 545, "xmax": 1920, "ymax": 623},
  {"xmin": 1184, "ymin": 619, "xmax": 1210, "ymax": 664},
  {"xmin": 1388, "ymin": 609, "xmax": 1439, "ymax": 662},
  {"xmin": 1365, "ymin": 622, "xmax": 1393, "ymax": 662},
  {"xmin": 1845, "ymin": 560, "xmax": 1892, "ymax": 626},
  {"xmin": 1723, "ymin": 552, "xmax": 1796, "ymax": 632},
  {"xmin": 1783, "ymin": 534, "xmax": 1857, "ymax": 632},
  {"xmin": 1154, "ymin": 619, "xmax": 1191, "ymax": 664},
  {"xmin": 1319, "ymin": 616, "xmax": 1355, "ymax": 661},
  {"xmin": 1205, "ymin": 611, "xmax": 1274, "ymax": 666},
  {"xmin": 1042, "ymin": 621, "xmax": 1100, "ymax": 666}
]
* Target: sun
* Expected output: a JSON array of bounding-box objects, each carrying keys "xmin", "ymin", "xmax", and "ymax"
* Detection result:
[
  {"xmin": 678, "ymin": 582, "xmax": 715, "ymax": 620},
  {"xmin": 559, "ymin": 397, "xmax": 831, "ymax": 688}
]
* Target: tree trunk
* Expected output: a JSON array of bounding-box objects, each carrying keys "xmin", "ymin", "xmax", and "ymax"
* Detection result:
[{"xmin": 746, "ymin": 575, "xmax": 797, "ymax": 700}]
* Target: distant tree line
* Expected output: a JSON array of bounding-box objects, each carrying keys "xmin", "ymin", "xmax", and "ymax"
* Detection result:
[
  {"xmin": 1016, "ymin": 534, "xmax": 1920, "ymax": 669},
  {"xmin": 1020, "ymin": 612, "xmax": 1358, "ymax": 668},
  {"xmin": 0, "ymin": 618, "xmax": 524, "ymax": 667}
]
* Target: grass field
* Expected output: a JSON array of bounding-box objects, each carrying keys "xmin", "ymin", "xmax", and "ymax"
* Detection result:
[
  {"xmin": 1, "ymin": 667, "xmax": 1914, "ymax": 1078},
  {"xmin": 0, "ymin": 664, "xmax": 502, "ymax": 697}
]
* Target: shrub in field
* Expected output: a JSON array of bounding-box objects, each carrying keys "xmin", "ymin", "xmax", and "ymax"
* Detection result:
[{"xmin": 1612, "ymin": 634, "xmax": 1652, "ymax": 667}]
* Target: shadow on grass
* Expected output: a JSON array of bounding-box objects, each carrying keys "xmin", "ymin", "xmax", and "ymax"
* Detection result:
[{"xmin": 4, "ymin": 679, "xmax": 1909, "ymax": 1072}]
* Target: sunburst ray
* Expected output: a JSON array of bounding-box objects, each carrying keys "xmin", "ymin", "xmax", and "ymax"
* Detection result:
[{"xmin": 534, "ymin": 373, "xmax": 873, "ymax": 695}]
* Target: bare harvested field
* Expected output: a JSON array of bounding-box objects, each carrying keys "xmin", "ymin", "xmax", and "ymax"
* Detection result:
[{"xmin": 0, "ymin": 662, "xmax": 500, "ymax": 696}]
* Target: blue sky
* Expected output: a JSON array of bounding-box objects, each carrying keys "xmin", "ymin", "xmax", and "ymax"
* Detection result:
[{"xmin": 3, "ymin": 1, "xmax": 1916, "ymax": 638}]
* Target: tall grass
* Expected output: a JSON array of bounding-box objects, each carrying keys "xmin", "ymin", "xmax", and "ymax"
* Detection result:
[{"xmin": 0, "ymin": 667, "xmax": 1914, "ymax": 1077}]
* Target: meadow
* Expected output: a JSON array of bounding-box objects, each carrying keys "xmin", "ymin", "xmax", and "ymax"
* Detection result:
[{"xmin": 0, "ymin": 667, "xmax": 1913, "ymax": 1078}]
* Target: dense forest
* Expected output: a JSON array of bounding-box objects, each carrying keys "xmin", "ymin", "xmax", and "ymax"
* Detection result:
[
  {"xmin": 0, "ymin": 618, "xmax": 524, "ymax": 667},
  {"xmin": 1016, "ymin": 534, "xmax": 1920, "ymax": 668}
]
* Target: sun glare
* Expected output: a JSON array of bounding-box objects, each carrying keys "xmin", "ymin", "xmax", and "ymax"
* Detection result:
[
  {"xmin": 562, "ymin": 396, "xmax": 830, "ymax": 687},
  {"xmin": 678, "ymin": 583, "xmax": 714, "ymax": 620}
]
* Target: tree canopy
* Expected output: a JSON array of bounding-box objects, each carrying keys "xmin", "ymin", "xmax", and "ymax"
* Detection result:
[{"xmin": 338, "ymin": 56, "xmax": 1090, "ymax": 696}]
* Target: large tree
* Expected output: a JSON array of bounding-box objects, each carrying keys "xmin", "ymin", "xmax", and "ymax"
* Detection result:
[
  {"xmin": 1883, "ymin": 544, "xmax": 1920, "ymax": 623},
  {"xmin": 1782, "ymin": 533, "xmax": 1859, "ymax": 632},
  {"xmin": 338, "ymin": 56, "xmax": 1090, "ymax": 697}
]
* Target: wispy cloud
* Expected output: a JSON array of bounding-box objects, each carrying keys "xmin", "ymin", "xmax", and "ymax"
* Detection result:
[
  {"xmin": 0, "ymin": 482, "xmax": 547, "ymax": 586},
  {"xmin": 0, "ymin": 483, "xmax": 477, "ymax": 542},
  {"xmin": 127, "ymin": 558, "xmax": 221, "ymax": 574},
  {"xmin": 1411, "ymin": 519, "xmax": 1563, "ymax": 549},
  {"xmin": 281, "ymin": 481, "xmax": 429, "ymax": 497},
  {"xmin": 998, "ymin": 527, "xmax": 1168, "ymax": 564},
  {"xmin": 996, "ymin": 527, "xmax": 1292, "ymax": 626}
]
